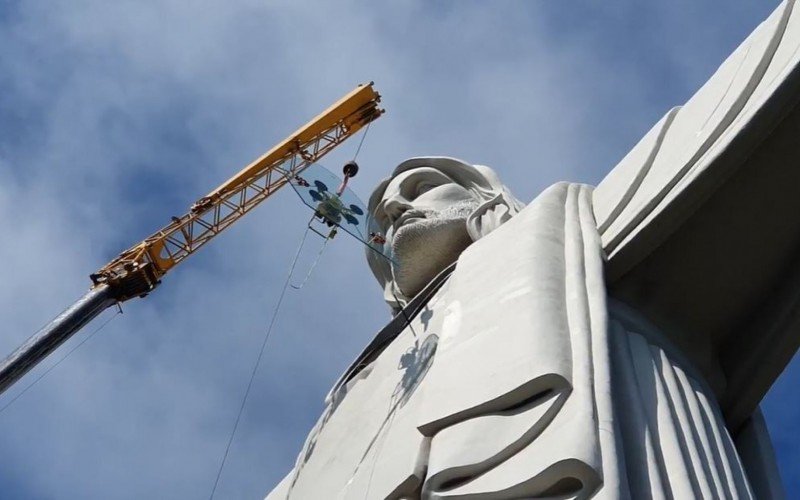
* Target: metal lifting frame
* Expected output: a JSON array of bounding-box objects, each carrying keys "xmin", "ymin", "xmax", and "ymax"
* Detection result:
[{"xmin": 91, "ymin": 83, "xmax": 383, "ymax": 301}]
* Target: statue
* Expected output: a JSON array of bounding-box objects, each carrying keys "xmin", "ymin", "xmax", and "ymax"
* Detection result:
[{"xmin": 268, "ymin": 1, "xmax": 800, "ymax": 497}]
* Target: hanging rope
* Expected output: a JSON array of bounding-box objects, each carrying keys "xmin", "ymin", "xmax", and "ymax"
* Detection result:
[
  {"xmin": 352, "ymin": 119, "xmax": 372, "ymax": 161},
  {"xmin": 208, "ymin": 224, "xmax": 312, "ymax": 500},
  {"xmin": 391, "ymin": 288, "xmax": 419, "ymax": 342},
  {"xmin": 211, "ymin": 120, "xmax": 374, "ymax": 497},
  {"xmin": 290, "ymin": 233, "xmax": 331, "ymax": 290},
  {"xmin": 0, "ymin": 308, "xmax": 122, "ymax": 416}
]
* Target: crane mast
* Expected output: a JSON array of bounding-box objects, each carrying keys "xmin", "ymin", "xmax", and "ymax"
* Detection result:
[{"xmin": 0, "ymin": 83, "xmax": 383, "ymax": 396}]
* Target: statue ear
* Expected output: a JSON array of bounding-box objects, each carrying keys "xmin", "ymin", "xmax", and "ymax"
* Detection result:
[{"xmin": 466, "ymin": 193, "xmax": 517, "ymax": 241}]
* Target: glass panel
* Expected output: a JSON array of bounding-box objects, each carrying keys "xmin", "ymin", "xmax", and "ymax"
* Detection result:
[{"xmin": 289, "ymin": 163, "xmax": 395, "ymax": 264}]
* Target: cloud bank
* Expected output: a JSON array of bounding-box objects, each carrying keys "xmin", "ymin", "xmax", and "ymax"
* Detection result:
[{"xmin": 0, "ymin": 1, "xmax": 794, "ymax": 499}]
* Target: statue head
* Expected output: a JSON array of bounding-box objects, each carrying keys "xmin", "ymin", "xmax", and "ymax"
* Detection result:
[{"xmin": 366, "ymin": 157, "xmax": 525, "ymax": 311}]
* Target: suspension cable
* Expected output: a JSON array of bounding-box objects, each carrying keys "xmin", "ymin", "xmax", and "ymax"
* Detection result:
[
  {"xmin": 290, "ymin": 232, "xmax": 331, "ymax": 290},
  {"xmin": 212, "ymin": 123, "xmax": 372, "ymax": 496},
  {"xmin": 208, "ymin": 225, "xmax": 311, "ymax": 499},
  {"xmin": 352, "ymin": 119, "xmax": 372, "ymax": 161}
]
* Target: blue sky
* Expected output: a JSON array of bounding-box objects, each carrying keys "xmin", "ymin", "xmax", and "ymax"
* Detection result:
[{"xmin": 0, "ymin": 1, "xmax": 796, "ymax": 498}]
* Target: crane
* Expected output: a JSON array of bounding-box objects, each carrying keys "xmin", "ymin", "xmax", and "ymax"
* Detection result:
[{"xmin": 0, "ymin": 83, "xmax": 384, "ymax": 397}]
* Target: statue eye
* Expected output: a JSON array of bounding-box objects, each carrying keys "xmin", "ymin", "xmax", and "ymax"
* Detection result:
[{"xmin": 416, "ymin": 182, "xmax": 436, "ymax": 196}]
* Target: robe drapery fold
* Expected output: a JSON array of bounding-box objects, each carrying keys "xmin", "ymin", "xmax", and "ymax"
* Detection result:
[
  {"xmin": 609, "ymin": 301, "xmax": 754, "ymax": 500},
  {"xmin": 419, "ymin": 183, "xmax": 609, "ymax": 498},
  {"xmin": 267, "ymin": 182, "xmax": 755, "ymax": 499}
]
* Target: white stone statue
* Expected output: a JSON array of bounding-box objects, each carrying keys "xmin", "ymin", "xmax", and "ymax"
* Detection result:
[{"xmin": 268, "ymin": 1, "xmax": 800, "ymax": 497}]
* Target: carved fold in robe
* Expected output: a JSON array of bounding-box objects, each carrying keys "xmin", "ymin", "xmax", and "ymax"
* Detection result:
[
  {"xmin": 267, "ymin": 182, "xmax": 754, "ymax": 499},
  {"xmin": 416, "ymin": 183, "xmax": 608, "ymax": 497}
]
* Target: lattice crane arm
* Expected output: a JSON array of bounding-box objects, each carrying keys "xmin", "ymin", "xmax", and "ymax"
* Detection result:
[
  {"xmin": 0, "ymin": 83, "xmax": 383, "ymax": 397},
  {"xmin": 90, "ymin": 83, "xmax": 383, "ymax": 302}
]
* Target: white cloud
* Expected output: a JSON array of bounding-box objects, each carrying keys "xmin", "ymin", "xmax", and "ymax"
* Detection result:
[{"xmin": 0, "ymin": 1, "xmax": 794, "ymax": 499}]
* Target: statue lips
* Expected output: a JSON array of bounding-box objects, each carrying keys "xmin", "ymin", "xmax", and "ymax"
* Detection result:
[{"xmin": 394, "ymin": 211, "xmax": 427, "ymax": 232}]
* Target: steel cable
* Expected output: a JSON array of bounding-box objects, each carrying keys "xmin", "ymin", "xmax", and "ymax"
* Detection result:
[{"xmin": 208, "ymin": 225, "xmax": 311, "ymax": 499}]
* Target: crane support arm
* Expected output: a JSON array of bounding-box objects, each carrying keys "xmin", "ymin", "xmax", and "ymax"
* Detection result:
[
  {"xmin": 90, "ymin": 83, "xmax": 383, "ymax": 301},
  {"xmin": 0, "ymin": 83, "xmax": 382, "ymax": 399}
]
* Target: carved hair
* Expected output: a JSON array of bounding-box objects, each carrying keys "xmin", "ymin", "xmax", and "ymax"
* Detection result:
[{"xmin": 366, "ymin": 157, "xmax": 525, "ymax": 311}]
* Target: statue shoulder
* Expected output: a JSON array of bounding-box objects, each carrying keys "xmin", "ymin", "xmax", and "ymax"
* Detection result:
[
  {"xmin": 594, "ymin": 0, "xmax": 800, "ymax": 274},
  {"xmin": 591, "ymin": 0, "xmax": 800, "ymax": 429}
]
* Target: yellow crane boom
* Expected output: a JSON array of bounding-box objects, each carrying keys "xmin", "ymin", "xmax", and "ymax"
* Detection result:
[
  {"xmin": 90, "ymin": 83, "xmax": 383, "ymax": 301},
  {"xmin": 0, "ymin": 83, "xmax": 383, "ymax": 397}
]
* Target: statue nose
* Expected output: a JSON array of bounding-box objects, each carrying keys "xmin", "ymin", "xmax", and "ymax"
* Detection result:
[{"xmin": 383, "ymin": 196, "xmax": 413, "ymax": 225}]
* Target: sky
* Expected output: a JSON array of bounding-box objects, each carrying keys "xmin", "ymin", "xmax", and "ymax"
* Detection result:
[{"xmin": 0, "ymin": 0, "xmax": 797, "ymax": 498}]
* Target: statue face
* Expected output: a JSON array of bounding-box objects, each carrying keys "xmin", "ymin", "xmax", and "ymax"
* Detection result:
[
  {"xmin": 367, "ymin": 157, "xmax": 525, "ymax": 310},
  {"xmin": 374, "ymin": 167, "xmax": 480, "ymax": 298}
]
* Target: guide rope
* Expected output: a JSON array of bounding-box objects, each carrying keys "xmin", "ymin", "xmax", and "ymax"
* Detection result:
[
  {"xmin": 208, "ymin": 224, "xmax": 312, "ymax": 499},
  {"xmin": 352, "ymin": 119, "xmax": 372, "ymax": 162},
  {"xmin": 391, "ymin": 288, "xmax": 419, "ymax": 342},
  {"xmin": 212, "ymin": 122, "xmax": 374, "ymax": 496},
  {"xmin": 290, "ymin": 232, "xmax": 331, "ymax": 290}
]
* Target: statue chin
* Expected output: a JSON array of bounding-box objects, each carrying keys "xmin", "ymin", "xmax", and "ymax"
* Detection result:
[{"xmin": 391, "ymin": 217, "xmax": 473, "ymax": 298}]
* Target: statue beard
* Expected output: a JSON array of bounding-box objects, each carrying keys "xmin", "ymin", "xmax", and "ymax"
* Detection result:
[{"xmin": 389, "ymin": 200, "xmax": 479, "ymax": 299}]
